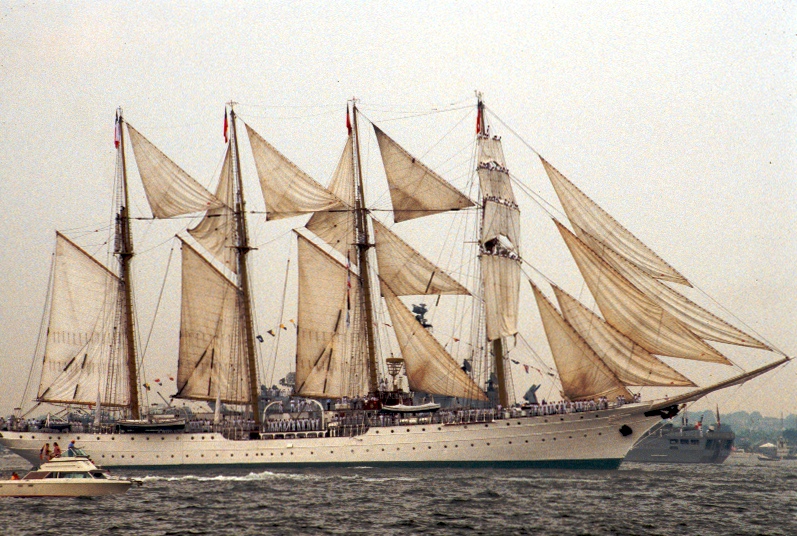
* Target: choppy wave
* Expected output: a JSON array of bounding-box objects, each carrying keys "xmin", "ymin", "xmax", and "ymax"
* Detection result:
[{"xmin": 1, "ymin": 457, "xmax": 797, "ymax": 535}]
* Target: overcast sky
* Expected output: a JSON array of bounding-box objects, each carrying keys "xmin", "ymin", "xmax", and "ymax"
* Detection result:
[{"xmin": 1, "ymin": 1, "xmax": 794, "ymax": 418}]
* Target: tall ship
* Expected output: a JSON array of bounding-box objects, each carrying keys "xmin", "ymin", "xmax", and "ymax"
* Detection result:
[{"xmin": 0, "ymin": 96, "xmax": 789, "ymax": 469}]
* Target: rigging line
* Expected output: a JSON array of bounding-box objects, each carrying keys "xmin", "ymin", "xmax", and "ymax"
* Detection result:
[
  {"xmin": 485, "ymin": 105, "xmax": 542, "ymax": 158},
  {"xmin": 237, "ymin": 108, "xmax": 340, "ymax": 122},
  {"xmin": 358, "ymin": 103, "xmax": 472, "ymax": 122},
  {"xmin": 140, "ymin": 240, "xmax": 177, "ymax": 360},
  {"xmin": 683, "ymin": 280, "xmax": 788, "ymax": 357},
  {"xmin": 269, "ymin": 255, "xmax": 292, "ymax": 389},
  {"xmin": 20, "ymin": 246, "xmax": 57, "ymax": 411},
  {"xmin": 251, "ymin": 227, "xmax": 295, "ymax": 249}
]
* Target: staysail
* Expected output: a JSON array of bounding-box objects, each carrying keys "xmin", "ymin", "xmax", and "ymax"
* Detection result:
[
  {"xmin": 374, "ymin": 124, "xmax": 474, "ymax": 223},
  {"xmin": 188, "ymin": 145, "xmax": 237, "ymax": 273},
  {"xmin": 541, "ymin": 157, "xmax": 690, "ymax": 286},
  {"xmin": 306, "ymin": 137, "xmax": 357, "ymax": 259},
  {"xmin": 586, "ymin": 237, "xmax": 770, "ymax": 349},
  {"xmin": 550, "ymin": 284, "xmax": 695, "ymax": 387},
  {"xmin": 246, "ymin": 123, "xmax": 346, "ymax": 220},
  {"xmin": 556, "ymin": 220, "xmax": 730, "ymax": 364},
  {"xmin": 126, "ymin": 123, "xmax": 222, "ymax": 218},
  {"xmin": 295, "ymin": 233, "xmax": 369, "ymax": 399},
  {"xmin": 372, "ymin": 219, "xmax": 470, "ymax": 296},
  {"xmin": 176, "ymin": 240, "xmax": 250, "ymax": 404},
  {"xmin": 531, "ymin": 281, "xmax": 632, "ymax": 402},
  {"xmin": 382, "ymin": 281, "xmax": 487, "ymax": 401},
  {"xmin": 37, "ymin": 233, "xmax": 129, "ymax": 407}
]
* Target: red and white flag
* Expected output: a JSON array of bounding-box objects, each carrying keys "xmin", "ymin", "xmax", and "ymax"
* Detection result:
[{"xmin": 223, "ymin": 111, "xmax": 229, "ymax": 143}]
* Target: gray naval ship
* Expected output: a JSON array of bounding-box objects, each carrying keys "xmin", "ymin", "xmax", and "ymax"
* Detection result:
[{"xmin": 624, "ymin": 413, "xmax": 734, "ymax": 464}]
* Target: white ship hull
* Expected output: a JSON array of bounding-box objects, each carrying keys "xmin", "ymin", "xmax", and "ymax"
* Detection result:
[{"xmin": 0, "ymin": 404, "xmax": 665, "ymax": 469}]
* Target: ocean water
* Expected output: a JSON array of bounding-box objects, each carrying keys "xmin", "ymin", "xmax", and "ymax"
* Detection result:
[{"xmin": 0, "ymin": 450, "xmax": 795, "ymax": 536}]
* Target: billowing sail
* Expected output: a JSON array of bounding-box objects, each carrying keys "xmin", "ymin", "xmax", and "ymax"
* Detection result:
[
  {"xmin": 382, "ymin": 281, "xmax": 487, "ymax": 401},
  {"xmin": 38, "ymin": 233, "xmax": 129, "ymax": 407},
  {"xmin": 126, "ymin": 123, "xmax": 222, "ymax": 218},
  {"xmin": 246, "ymin": 123, "xmax": 345, "ymax": 220},
  {"xmin": 373, "ymin": 125, "xmax": 474, "ymax": 223},
  {"xmin": 306, "ymin": 137, "xmax": 357, "ymax": 258},
  {"xmin": 478, "ymin": 135, "xmax": 520, "ymax": 341},
  {"xmin": 551, "ymin": 284, "xmax": 695, "ymax": 387},
  {"xmin": 188, "ymin": 145, "xmax": 237, "ymax": 272},
  {"xmin": 556, "ymin": 221, "xmax": 730, "ymax": 364},
  {"xmin": 531, "ymin": 282, "xmax": 632, "ymax": 402},
  {"xmin": 295, "ymin": 234, "xmax": 369, "ymax": 398},
  {"xmin": 176, "ymin": 240, "xmax": 250, "ymax": 404},
  {"xmin": 591, "ymin": 240, "xmax": 770, "ymax": 349},
  {"xmin": 372, "ymin": 219, "xmax": 469, "ymax": 296},
  {"xmin": 541, "ymin": 157, "xmax": 690, "ymax": 286}
]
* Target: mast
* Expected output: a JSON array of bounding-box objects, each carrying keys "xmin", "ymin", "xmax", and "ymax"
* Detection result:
[
  {"xmin": 477, "ymin": 94, "xmax": 510, "ymax": 408},
  {"xmin": 228, "ymin": 105, "xmax": 261, "ymax": 428},
  {"xmin": 115, "ymin": 109, "xmax": 140, "ymax": 420},
  {"xmin": 351, "ymin": 101, "xmax": 379, "ymax": 394}
]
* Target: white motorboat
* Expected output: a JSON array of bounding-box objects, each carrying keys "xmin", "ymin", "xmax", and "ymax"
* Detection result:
[{"xmin": 0, "ymin": 449, "xmax": 135, "ymax": 497}]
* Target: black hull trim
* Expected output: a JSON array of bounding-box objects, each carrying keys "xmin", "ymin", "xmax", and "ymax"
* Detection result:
[{"xmin": 102, "ymin": 458, "xmax": 624, "ymax": 471}]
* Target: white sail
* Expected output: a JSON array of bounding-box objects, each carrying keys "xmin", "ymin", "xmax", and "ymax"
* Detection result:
[
  {"xmin": 382, "ymin": 281, "xmax": 487, "ymax": 401},
  {"xmin": 556, "ymin": 221, "xmax": 730, "ymax": 364},
  {"xmin": 372, "ymin": 219, "xmax": 469, "ymax": 296},
  {"xmin": 295, "ymin": 234, "xmax": 369, "ymax": 398},
  {"xmin": 531, "ymin": 282, "xmax": 633, "ymax": 402},
  {"xmin": 38, "ymin": 233, "xmax": 129, "ymax": 407},
  {"xmin": 541, "ymin": 157, "xmax": 690, "ymax": 286},
  {"xmin": 306, "ymin": 137, "xmax": 357, "ymax": 259},
  {"xmin": 478, "ymin": 135, "xmax": 520, "ymax": 341},
  {"xmin": 126, "ymin": 123, "xmax": 222, "ymax": 218},
  {"xmin": 176, "ymin": 240, "xmax": 250, "ymax": 404},
  {"xmin": 373, "ymin": 125, "xmax": 474, "ymax": 223},
  {"xmin": 482, "ymin": 198, "xmax": 521, "ymax": 247},
  {"xmin": 188, "ymin": 145, "xmax": 237, "ymax": 272},
  {"xmin": 246, "ymin": 123, "xmax": 345, "ymax": 221},
  {"xmin": 592, "ymin": 239, "xmax": 770, "ymax": 349},
  {"xmin": 551, "ymin": 284, "xmax": 695, "ymax": 387},
  {"xmin": 481, "ymin": 254, "xmax": 520, "ymax": 341}
]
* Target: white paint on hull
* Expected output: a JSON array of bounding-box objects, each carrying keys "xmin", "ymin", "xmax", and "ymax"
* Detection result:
[{"xmin": 0, "ymin": 405, "xmax": 664, "ymax": 468}]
